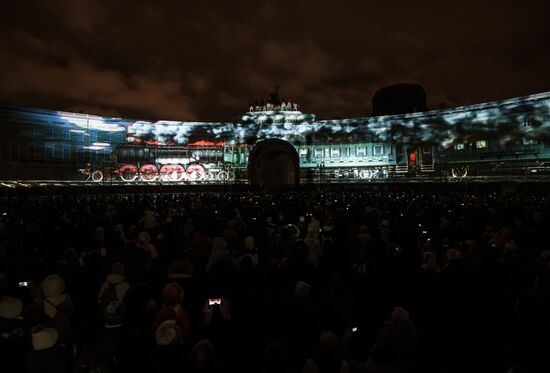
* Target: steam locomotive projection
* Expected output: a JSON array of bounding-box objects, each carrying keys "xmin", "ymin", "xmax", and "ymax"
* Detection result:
[
  {"xmin": 0, "ymin": 89, "xmax": 549, "ymax": 183},
  {"xmin": 108, "ymin": 141, "xmax": 250, "ymax": 183},
  {"xmin": 115, "ymin": 141, "xmax": 249, "ymax": 182}
]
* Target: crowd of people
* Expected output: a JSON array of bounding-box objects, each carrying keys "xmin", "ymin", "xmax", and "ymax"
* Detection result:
[{"xmin": 0, "ymin": 190, "xmax": 549, "ymax": 372}]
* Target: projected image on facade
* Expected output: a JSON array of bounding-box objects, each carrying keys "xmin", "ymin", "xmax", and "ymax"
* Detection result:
[{"xmin": 0, "ymin": 91, "xmax": 549, "ymax": 184}]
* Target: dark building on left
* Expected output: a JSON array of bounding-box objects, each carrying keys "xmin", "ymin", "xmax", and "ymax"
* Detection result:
[{"xmin": 0, "ymin": 107, "xmax": 128, "ymax": 180}]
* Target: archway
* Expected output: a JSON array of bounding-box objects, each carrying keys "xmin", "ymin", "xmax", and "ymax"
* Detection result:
[{"xmin": 248, "ymin": 139, "xmax": 299, "ymax": 187}]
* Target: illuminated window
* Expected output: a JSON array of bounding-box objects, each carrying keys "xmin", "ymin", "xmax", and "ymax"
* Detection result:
[
  {"xmin": 455, "ymin": 143, "xmax": 465, "ymax": 150},
  {"xmin": 476, "ymin": 140, "xmax": 487, "ymax": 149},
  {"xmin": 90, "ymin": 132, "xmax": 98, "ymax": 141},
  {"xmin": 342, "ymin": 147, "xmax": 350, "ymax": 157},
  {"xmin": 373, "ymin": 145, "xmax": 384, "ymax": 156},
  {"xmin": 356, "ymin": 146, "xmax": 366, "ymax": 157},
  {"xmin": 299, "ymin": 148, "xmax": 308, "ymax": 157},
  {"xmin": 63, "ymin": 129, "xmax": 70, "ymax": 140},
  {"xmin": 331, "ymin": 148, "xmax": 340, "ymax": 157},
  {"xmin": 314, "ymin": 148, "xmax": 324, "ymax": 158}
]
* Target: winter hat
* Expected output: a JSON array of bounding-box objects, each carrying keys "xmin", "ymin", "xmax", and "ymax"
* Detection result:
[
  {"xmin": 423, "ymin": 251, "xmax": 438, "ymax": 266},
  {"xmin": 319, "ymin": 331, "xmax": 338, "ymax": 354},
  {"xmin": 31, "ymin": 325, "xmax": 58, "ymax": 350},
  {"xmin": 162, "ymin": 282, "xmax": 184, "ymax": 307},
  {"xmin": 192, "ymin": 339, "xmax": 214, "ymax": 364},
  {"xmin": 264, "ymin": 341, "xmax": 289, "ymax": 369},
  {"xmin": 41, "ymin": 275, "xmax": 65, "ymax": 298},
  {"xmin": 379, "ymin": 219, "xmax": 391, "ymax": 229},
  {"xmin": 0, "ymin": 296, "xmax": 23, "ymax": 319},
  {"xmin": 294, "ymin": 281, "xmax": 311, "ymax": 298},
  {"xmin": 62, "ymin": 247, "xmax": 78, "ymax": 262},
  {"xmin": 112, "ymin": 262, "xmax": 124, "ymax": 275},
  {"xmin": 370, "ymin": 343, "xmax": 391, "ymax": 367},
  {"xmin": 212, "ymin": 237, "xmax": 227, "ymax": 252},
  {"xmin": 446, "ymin": 249, "xmax": 462, "ymax": 261},
  {"xmin": 244, "ymin": 236, "xmax": 255, "ymax": 251},
  {"xmin": 392, "ymin": 306, "xmax": 410, "ymax": 323},
  {"xmin": 137, "ymin": 231, "xmax": 151, "ymax": 244},
  {"xmin": 103, "ymin": 300, "xmax": 125, "ymax": 328}
]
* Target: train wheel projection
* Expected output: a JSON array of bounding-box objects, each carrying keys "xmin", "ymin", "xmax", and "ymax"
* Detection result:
[
  {"xmin": 186, "ymin": 163, "xmax": 206, "ymax": 181},
  {"xmin": 160, "ymin": 164, "xmax": 185, "ymax": 182},
  {"xmin": 227, "ymin": 171, "xmax": 235, "ymax": 181},
  {"xmin": 206, "ymin": 171, "xmax": 216, "ymax": 181},
  {"xmin": 139, "ymin": 164, "xmax": 159, "ymax": 182},
  {"xmin": 91, "ymin": 170, "xmax": 104, "ymax": 182},
  {"xmin": 217, "ymin": 171, "xmax": 229, "ymax": 181},
  {"xmin": 451, "ymin": 167, "xmax": 469, "ymax": 178},
  {"xmin": 359, "ymin": 170, "xmax": 371, "ymax": 179},
  {"xmin": 119, "ymin": 164, "xmax": 138, "ymax": 182}
]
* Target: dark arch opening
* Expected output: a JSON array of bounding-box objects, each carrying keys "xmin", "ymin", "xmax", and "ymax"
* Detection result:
[{"xmin": 248, "ymin": 139, "xmax": 299, "ymax": 187}]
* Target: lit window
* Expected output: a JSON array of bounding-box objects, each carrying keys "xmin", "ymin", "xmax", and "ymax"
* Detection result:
[
  {"xmin": 342, "ymin": 147, "xmax": 350, "ymax": 157},
  {"xmin": 63, "ymin": 130, "xmax": 70, "ymax": 140},
  {"xmin": 314, "ymin": 148, "xmax": 324, "ymax": 158},
  {"xmin": 476, "ymin": 140, "xmax": 487, "ymax": 149},
  {"xmin": 373, "ymin": 145, "xmax": 384, "ymax": 156},
  {"xmin": 455, "ymin": 143, "xmax": 465, "ymax": 150},
  {"xmin": 356, "ymin": 146, "xmax": 366, "ymax": 157},
  {"xmin": 299, "ymin": 148, "xmax": 308, "ymax": 157},
  {"xmin": 331, "ymin": 148, "xmax": 340, "ymax": 157}
]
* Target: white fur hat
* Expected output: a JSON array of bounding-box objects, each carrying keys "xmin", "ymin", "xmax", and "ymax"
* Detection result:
[
  {"xmin": 0, "ymin": 296, "xmax": 23, "ymax": 319},
  {"xmin": 392, "ymin": 306, "xmax": 410, "ymax": 322},
  {"xmin": 41, "ymin": 275, "xmax": 65, "ymax": 298},
  {"xmin": 31, "ymin": 325, "xmax": 58, "ymax": 350}
]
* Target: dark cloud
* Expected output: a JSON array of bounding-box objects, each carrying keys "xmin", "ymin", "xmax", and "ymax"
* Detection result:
[{"xmin": 1, "ymin": 0, "xmax": 548, "ymax": 121}]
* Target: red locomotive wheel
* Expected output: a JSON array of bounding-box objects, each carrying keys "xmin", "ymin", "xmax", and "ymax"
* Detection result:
[
  {"xmin": 119, "ymin": 164, "xmax": 138, "ymax": 182},
  {"xmin": 139, "ymin": 164, "xmax": 159, "ymax": 182},
  {"xmin": 186, "ymin": 163, "xmax": 206, "ymax": 181},
  {"xmin": 160, "ymin": 164, "xmax": 185, "ymax": 182}
]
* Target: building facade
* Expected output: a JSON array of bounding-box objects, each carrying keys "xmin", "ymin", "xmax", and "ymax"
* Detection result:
[{"xmin": 0, "ymin": 91, "xmax": 549, "ymax": 184}]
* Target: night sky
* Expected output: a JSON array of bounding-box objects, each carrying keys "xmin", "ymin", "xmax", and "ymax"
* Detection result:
[{"xmin": 1, "ymin": 0, "xmax": 549, "ymax": 121}]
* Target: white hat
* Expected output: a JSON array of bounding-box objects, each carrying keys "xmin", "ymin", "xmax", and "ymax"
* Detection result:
[
  {"xmin": 31, "ymin": 326, "xmax": 58, "ymax": 350},
  {"xmin": 0, "ymin": 296, "xmax": 23, "ymax": 319},
  {"xmin": 41, "ymin": 275, "xmax": 65, "ymax": 297}
]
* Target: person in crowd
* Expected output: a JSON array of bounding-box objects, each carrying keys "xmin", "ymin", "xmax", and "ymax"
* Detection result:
[
  {"xmin": 98, "ymin": 262, "xmax": 130, "ymax": 327},
  {"xmin": 303, "ymin": 331, "xmax": 350, "ymax": 373},
  {"xmin": 263, "ymin": 341, "xmax": 290, "ymax": 373},
  {"xmin": 28, "ymin": 325, "xmax": 71, "ymax": 373},
  {"xmin": 0, "ymin": 296, "xmax": 28, "ymax": 372},
  {"xmin": 188, "ymin": 339, "xmax": 221, "ymax": 373},
  {"xmin": 31, "ymin": 275, "xmax": 74, "ymax": 341},
  {"xmin": 0, "ymin": 190, "xmax": 547, "ymax": 372}
]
